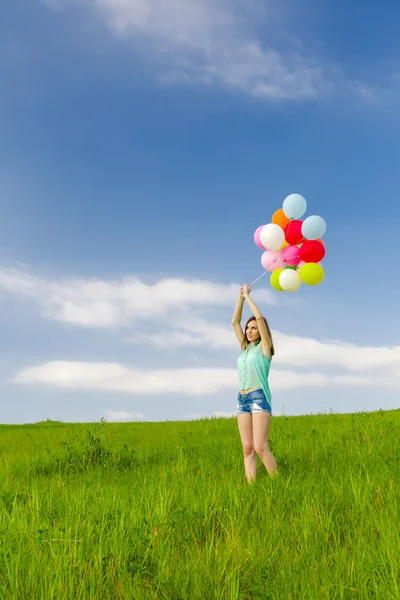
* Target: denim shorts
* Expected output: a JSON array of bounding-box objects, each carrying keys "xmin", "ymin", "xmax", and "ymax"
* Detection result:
[{"xmin": 237, "ymin": 389, "xmax": 272, "ymax": 415}]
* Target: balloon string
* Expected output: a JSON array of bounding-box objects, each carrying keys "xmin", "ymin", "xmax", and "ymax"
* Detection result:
[
  {"xmin": 250, "ymin": 238, "xmax": 306, "ymax": 287},
  {"xmin": 250, "ymin": 271, "xmax": 268, "ymax": 286},
  {"xmin": 250, "ymin": 258, "xmax": 282, "ymax": 286}
]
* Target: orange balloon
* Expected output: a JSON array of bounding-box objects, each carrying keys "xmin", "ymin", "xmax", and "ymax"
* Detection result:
[
  {"xmin": 316, "ymin": 238, "xmax": 325, "ymax": 246},
  {"xmin": 272, "ymin": 209, "xmax": 290, "ymax": 230}
]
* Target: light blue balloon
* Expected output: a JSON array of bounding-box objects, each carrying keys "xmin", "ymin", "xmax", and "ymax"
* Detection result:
[
  {"xmin": 282, "ymin": 194, "xmax": 307, "ymax": 220},
  {"xmin": 302, "ymin": 215, "xmax": 326, "ymax": 240}
]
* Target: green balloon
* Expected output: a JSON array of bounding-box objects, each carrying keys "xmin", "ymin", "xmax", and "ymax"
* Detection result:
[
  {"xmin": 299, "ymin": 263, "xmax": 324, "ymax": 286},
  {"xmin": 270, "ymin": 268, "xmax": 284, "ymax": 291}
]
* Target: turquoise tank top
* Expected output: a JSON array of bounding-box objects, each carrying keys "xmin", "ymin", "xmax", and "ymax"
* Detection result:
[{"xmin": 237, "ymin": 342, "xmax": 272, "ymax": 405}]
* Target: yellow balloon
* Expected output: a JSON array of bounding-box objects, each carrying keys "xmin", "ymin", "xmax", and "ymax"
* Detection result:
[
  {"xmin": 281, "ymin": 240, "xmax": 302, "ymax": 250},
  {"xmin": 270, "ymin": 268, "xmax": 284, "ymax": 291},
  {"xmin": 299, "ymin": 263, "xmax": 324, "ymax": 286}
]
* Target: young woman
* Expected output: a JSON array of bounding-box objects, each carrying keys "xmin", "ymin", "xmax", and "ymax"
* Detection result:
[{"xmin": 231, "ymin": 284, "xmax": 278, "ymax": 481}]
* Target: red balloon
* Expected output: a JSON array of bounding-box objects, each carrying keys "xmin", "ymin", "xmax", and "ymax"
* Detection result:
[
  {"xmin": 299, "ymin": 240, "xmax": 326, "ymax": 263},
  {"xmin": 284, "ymin": 220, "xmax": 303, "ymax": 245}
]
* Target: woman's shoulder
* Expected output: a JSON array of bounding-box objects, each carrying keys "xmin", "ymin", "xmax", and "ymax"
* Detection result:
[{"xmin": 257, "ymin": 341, "xmax": 272, "ymax": 361}]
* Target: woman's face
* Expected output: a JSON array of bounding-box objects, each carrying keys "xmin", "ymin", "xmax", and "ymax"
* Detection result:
[{"xmin": 246, "ymin": 320, "xmax": 260, "ymax": 342}]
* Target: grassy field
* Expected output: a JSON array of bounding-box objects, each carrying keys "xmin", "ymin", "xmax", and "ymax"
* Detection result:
[{"xmin": 0, "ymin": 409, "xmax": 399, "ymax": 599}]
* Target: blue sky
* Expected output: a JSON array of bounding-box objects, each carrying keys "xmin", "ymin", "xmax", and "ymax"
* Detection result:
[{"xmin": 1, "ymin": 0, "xmax": 400, "ymax": 424}]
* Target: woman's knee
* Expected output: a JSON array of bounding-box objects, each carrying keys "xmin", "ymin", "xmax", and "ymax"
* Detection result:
[
  {"xmin": 254, "ymin": 444, "xmax": 269, "ymax": 457},
  {"xmin": 243, "ymin": 443, "xmax": 255, "ymax": 457}
]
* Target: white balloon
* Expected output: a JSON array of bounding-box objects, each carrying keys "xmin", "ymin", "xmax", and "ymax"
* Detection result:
[
  {"xmin": 259, "ymin": 223, "xmax": 285, "ymax": 251},
  {"xmin": 279, "ymin": 269, "xmax": 301, "ymax": 292}
]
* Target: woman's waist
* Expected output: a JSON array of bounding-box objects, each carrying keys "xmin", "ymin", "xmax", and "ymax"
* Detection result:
[
  {"xmin": 239, "ymin": 387, "xmax": 261, "ymax": 396},
  {"xmin": 239, "ymin": 371, "xmax": 269, "ymax": 385},
  {"xmin": 238, "ymin": 387, "xmax": 271, "ymax": 401}
]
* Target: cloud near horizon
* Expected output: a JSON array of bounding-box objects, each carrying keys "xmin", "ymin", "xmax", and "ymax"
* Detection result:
[
  {"xmin": 14, "ymin": 360, "xmax": 400, "ymax": 395},
  {"xmin": 3, "ymin": 266, "xmax": 400, "ymax": 395},
  {"xmin": 130, "ymin": 317, "xmax": 400, "ymax": 374}
]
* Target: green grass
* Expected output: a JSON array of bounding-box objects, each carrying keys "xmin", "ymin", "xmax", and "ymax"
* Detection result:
[{"xmin": 1, "ymin": 409, "xmax": 399, "ymax": 599}]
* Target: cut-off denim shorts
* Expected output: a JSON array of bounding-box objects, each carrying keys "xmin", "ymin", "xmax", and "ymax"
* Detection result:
[{"xmin": 237, "ymin": 389, "xmax": 272, "ymax": 415}]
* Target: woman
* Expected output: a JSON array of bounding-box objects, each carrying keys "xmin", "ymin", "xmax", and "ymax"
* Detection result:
[{"xmin": 231, "ymin": 284, "xmax": 278, "ymax": 481}]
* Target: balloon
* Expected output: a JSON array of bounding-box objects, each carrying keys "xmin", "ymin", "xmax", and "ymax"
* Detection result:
[
  {"xmin": 254, "ymin": 225, "xmax": 266, "ymax": 249},
  {"xmin": 272, "ymin": 208, "xmax": 290, "ymax": 230},
  {"xmin": 282, "ymin": 194, "xmax": 307, "ymax": 220},
  {"xmin": 260, "ymin": 223, "xmax": 285, "ymax": 251},
  {"xmin": 284, "ymin": 220, "xmax": 303, "ymax": 245},
  {"xmin": 298, "ymin": 260, "xmax": 306, "ymax": 269},
  {"xmin": 299, "ymin": 240, "xmax": 325, "ymax": 263},
  {"xmin": 270, "ymin": 269, "xmax": 284, "ymax": 291},
  {"xmin": 299, "ymin": 263, "xmax": 325, "ymax": 286},
  {"xmin": 279, "ymin": 269, "xmax": 301, "ymax": 292},
  {"xmin": 281, "ymin": 241, "xmax": 302, "ymax": 250},
  {"xmin": 261, "ymin": 250, "xmax": 284, "ymax": 272},
  {"xmin": 281, "ymin": 245, "xmax": 301, "ymax": 266},
  {"xmin": 302, "ymin": 215, "xmax": 327, "ymax": 240}
]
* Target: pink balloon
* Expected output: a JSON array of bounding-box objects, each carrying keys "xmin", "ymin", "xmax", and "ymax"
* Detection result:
[
  {"xmin": 298, "ymin": 260, "xmax": 306, "ymax": 268},
  {"xmin": 282, "ymin": 245, "xmax": 301, "ymax": 266},
  {"xmin": 261, "ymin": 250, "xmax": 284, "ymax": 272},
  {"xmin": 254, "ymin": 225, "xmax": 266, "ymax": 249}
]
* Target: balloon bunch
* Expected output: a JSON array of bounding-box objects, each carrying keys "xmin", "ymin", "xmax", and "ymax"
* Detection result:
[{"xmin": 253, "ymin": 194, "xmax": 327, "ymax": 292}]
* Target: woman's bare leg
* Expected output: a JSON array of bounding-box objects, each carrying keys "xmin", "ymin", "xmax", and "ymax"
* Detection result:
[
  {"xmin": 252, "ymin": 412, "xmax": 278, "ymax": 477},
  {"xmin": 237, "ymin": 414, "xmax": 257, "ymax": 481}
]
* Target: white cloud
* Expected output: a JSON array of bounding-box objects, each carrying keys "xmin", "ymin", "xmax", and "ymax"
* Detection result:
[
  {"xmin": 103, "ymin": 409, "xmax": 145, "ymax": 421},
  {"xmin": 133, "ymin": 316, "xmax": 235, "ymax": 349},
  {"xmin": 15, "ymin": 361, "xmax": 239, "ymax": 394},
  {"xmin": 3, "ymin": 265, "xmax": 400, "ymax": 400},
  {"xmin": 272, "ymin": 331, "xmax": 400, "ymax": 373},
  {"xmin": 14, "ymin": 360, "xmax": 400, "ymax": 394},
  {"xmin": 2, "ymin": 267, "xmax": 400, "ymax": 385},
  {"xmin": 130, "ymin": 316, "xmax": 400, "ymax": 374},
  {"xmin": 0, "ymin": 267, "xmax": 274, "ymax": 327},
  {"xmin": 43, "ymin": 0, "xmax": 327, "ymax": 100}
]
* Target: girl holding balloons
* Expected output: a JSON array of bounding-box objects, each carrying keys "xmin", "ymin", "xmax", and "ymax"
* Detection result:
[{"xmin": 232, "ymin": 284, "xmax": 278, "ymax": 481}]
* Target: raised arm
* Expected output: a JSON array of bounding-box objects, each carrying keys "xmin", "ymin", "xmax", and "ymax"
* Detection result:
[
  {"xmin": 242, "ymin": 285, "xmax": 272, "ymax": 358},
  {"xmin": 231, "ymin": 287, "xmax": 246, "ymax": 350}
]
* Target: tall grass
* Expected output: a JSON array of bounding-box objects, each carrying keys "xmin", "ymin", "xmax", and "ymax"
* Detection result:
[{"xmin": 0, "ymin": 409, "xmax": 399, "ymax": 599}]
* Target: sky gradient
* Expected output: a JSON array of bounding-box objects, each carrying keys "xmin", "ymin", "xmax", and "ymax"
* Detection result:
[{"xmin": 1, "ymin": 0, "xmax": 399, "ymax": 423}]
